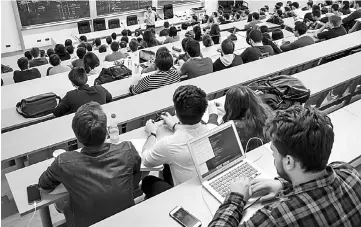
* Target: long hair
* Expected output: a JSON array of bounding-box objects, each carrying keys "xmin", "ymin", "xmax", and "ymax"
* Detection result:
[
  {"xmin": 223, "ymin": 85, "xmax": 272, "ymax": 134},
  {"xmin": 143, "ymin": 30, "xmax": 157, "ymax": 47}
]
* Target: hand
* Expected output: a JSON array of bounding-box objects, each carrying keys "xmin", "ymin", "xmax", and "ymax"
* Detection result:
[
  {"xmin": 145, "ymin": 119, "xmax": 157, "ymax": 135},
  {"xmin": 251, "ymin": 179, "xmax": 283, "ymax": 202},
  {"xmin": 230, "ymin": 177, "xmax": 251, "ymax": 202},
  {"xmin": 160, "ymin": 112, "xmax": 178, "ymax": 130},
  {"xmin": 208, "ymin": 101, "xmax": 218, "ymax": 115}
]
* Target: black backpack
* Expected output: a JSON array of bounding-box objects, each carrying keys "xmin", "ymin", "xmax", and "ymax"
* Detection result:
[
  {"xmin": 94, "ymin": 65, "xmax": 132, "ymax": 85},
  {"xmin": 248, "ymin": 75, "xmax": 310, "ymax": 110}
]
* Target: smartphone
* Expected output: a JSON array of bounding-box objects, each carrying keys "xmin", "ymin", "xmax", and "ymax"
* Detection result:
[
  {"xmin": 169, "ymin": 206, "xmax": 202, "ymax": 227},
  {"xmin": 27, "ymin": 184, "xmax": 41, "ymax": 205}
]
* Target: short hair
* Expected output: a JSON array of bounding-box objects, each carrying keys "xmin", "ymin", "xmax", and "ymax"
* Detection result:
[
  {"xmin": 119, "ymin": 41, "xmax": 127, "ymax": 49},
  {"xmin": 224, "ymin": 13, "xmax": 230, "ymax": 20},
  {"xmin": 249, "ymin": 29, "xmax": 263, "ymax": 43},
  {"xmin": 66, "ymin": 45, "xmax": 74, "ymax": 55},
  {"xmin": 173, "ymin": 85, "xmax": 208, "ymax": 125},
  {"xmin": 272, "ymin": 28, "xmax": 284, "ymax": 40},
  {"xmin": 312, "ymin": 10, "xmax": 321, "ymax": 18},
  {"xmin": 110, "ymin": 41, "xmax": 119, "ymax": 52},
  {"xmin": 49, "ymin": 54, "xmax": 61, "ymax": 66},
  {"xmin": 228, "ymin": 34, "xmax": 238, "ymax": 41},
  {"xmin": 24, "ymin": 51, "xmax": 33, "ymax": 60},
  {"xmin": 121, "ymin": 36, "xmax": 129, "ymax": 44},
  {"xmin": 155, "ymin": 51, "xmax": 173, "ymax": 71},
  {"xmin": 181, "ymin": 37, "xmax": 193, "ymax": 51},
  {"xmin": 181, "ymin": 23, "xmax": 188, "ymax": 30},
  {"xmin": 193, "ymin": 25, "xmax": 202, "ymax": 41},
  {"xmin": 276, "ymin": 2, "xmax": 283, "ymax": 7},
  {"xmin": 121, "ymin": 29, "xmax": 128, "ymax": 36},
  {"xmin": 202, "ymin": 34, "xmax": 213, "ymax": 47},
  {"xmin": 76, "ymin": 47, "xmax": 87, "ymax": 59},
  {"xmin": 221, "ymin": 39, "xmax": 235, "ymax": 55},
  {"xmin": 83, "ymin": 52, "xmax": 100, "ymax": 73},
  {"xmin": 134, "ymin": 29, "xmax": 142, "ymax": 37},
  {"xmin": 129, "ymin": 40, "xmax": 139, "ymax": 52},
  {"xmin": 47, "ymin": 48, "xmax": 55, "ymax": 58},
  {"xmin": 30, "ymin": 47, "xmax": 40, "ymax": 58},
  {"xmin": 321, "ymin": 7, "xmax": 329, "ymax": 14},
  {"xmin": 68, "ymin": 67, "xmax": 88, "ymax": 86},
  {"xmin": 252, "ymin": 12, "xmax": 260, "ymax": 20},
  {"xmin": 169, "ymin": 26, "xmax": 178, "ymax": 37},
  {"xmin": 260, "ymin": 7, "xmax": 266, "ymax": 12},
  {"xmin": 312, "ymin": 4, "xmax": 320, "ymax": 11},
  {"xmin": 291, "ymin": 2, "xmax": 299, "ymax": 8},
  {"xmin": 55, "ymin": 44, "xmax": 67, "ymax": 56},
  {"xmin": 17, "ymin": 57, "xmax": 29, "ymax": 70},
  {"xmin": 185, "ymin": 39, "xmax": 201, "ymax": 57},
  {"xmin": 277, "ymin": 9, "xmax": 283, "ymax": 17},
  {"xmin": 106, "ymin": 36, "xmax": 112, "ymax": 45},
  {"xmin": 65, "ymin": 39, "xmax": 72, "ymax": 47},
  {"xmin": 331, "ymin": 3, "xmax": 339, "ymax": 11},
  {"xmin": 94, "ymin": 38, "xmax": 101, "ymax": 47},
  {"xmin": 79, "ymin": 35, "xmax": 87, "ymax": 42},
  {"xmin": 329, "ymin": 15, "xmax": 342, "ymax": 27},
  {"xmin": 99, "ymin": 45, "xmax": 107, "ymax": 53},
  {"xmin": 285, "ymin": 6, "xmax": 291, "ymax": 12},
  {"xmin": 77, "ymin": 42, "xmax": 87, "ymax": 49},
  {"xmin": 111, "ymin": 32, "xmax": 117, "ymax": 40},
  {"xmin": 86, "ymin": 43, "xmax": 92, "ymax": 52},
  {"xmin": 294, "ymin": 21, "xmax": 308, "ymax": 35},
  {"xmin": 259, "ymin": 25, "xmax": 269, "ymax": 33},
  {"xmin": 127, "ymin": 29, "xmax": 132, "ymax": 36},
  {"xmin": 40, "ymin": 50, "xmax": 45, "ymax": 57},
  {"xmin": 72, "ymin": 102, "xmax": 107, "ymax": 147},
  {"xmin": 265, "ymin": 105, "xmax": 334, "ymax": 172},
  {"xmin": 164, "ymin": 21, "xmax": 170, "ymax": 28}
]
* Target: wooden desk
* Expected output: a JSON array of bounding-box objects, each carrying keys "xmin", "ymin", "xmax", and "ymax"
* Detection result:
[
  {"xmin": 3, "ymin": 31, "xmax": 361, "ymax": 167},
  {"xmin": 343, "ymin": 99, "xmax": 361, "ymax": 118}
]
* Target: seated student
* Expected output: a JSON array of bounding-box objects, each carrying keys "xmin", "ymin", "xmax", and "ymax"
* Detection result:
[
  {"xmin": 98, "ymin": 45, "xmax": 107, "ymax": 53},
  {"xmin": 202, "ymin": 14, "xmax": 209, "ymax": 24},
  {"xmin": 175, "ymin": 37, "xmax": 193, "ymax": 64},
  {"xmin": 303, "ymin": 5, "xmax": 321, "ymax": 24},
  {"xmin": 280, "ymin": 22, "xmax": 315, "ymax": 52},
  {"xmin": 105, "ymin": 41, "xmax": 128, "ymax": 62},
  {"xmin": 320, "ymin": 4, "xmax": 343, "ymax": 23},
  {"xmin": 130, "ymin": 51, "xmax": 180, "ymax": 95},
  {"xmin": 111, "ymin": 32, "xmax": 117, "ymax": 41},
  {"xmin": 84, "ymin": 52, "xmax": 101, "ymax": 75},
  {"xmin": 86, "ymin": 43, "xmax": 93, "ymax": 52},
  {"xmin": 160, "ymin": 21, "xmax": 170, "ymax": 37},
  {"xmin": 316, "ymin": 15, "xmax": 347, "ymax": 40},
  {"xmin": 291, "ymin": 2, "xmax": 302, "ymax": 17},
  {"xmin": 55, "ymin": 44, "xmax": 71, "ymax": 61},
  {"xmin": 342, "ymin": 0, "xmax": 361, "ymax": 31},
  {"xmin": 79, "ymin": 35, "xmax": 87, "ymax": 42},
  {"xmin": 259, "ymin": 26, "xmax": 283, "ymax": 55},
  {"xmin": 141, "ymin": 85, "xmax": 214, "ymax": 197},
  {"xmin": 93, "ymin": 38, "xmax": 102, "ymax": 50},
  {"xmin": 208, "ymin": 105, "xmax": 361, "ymax": 227},
  {"xmin": 40, "ymin": 50, "xmax": 46, "ymax": 58},
  {"xmin": 24, "ymin": 51, "xmax": 33, "ymax": 61},
  {"xmin": 140, "ymin": 30, "xmax": 161, "ymax": 48},
  {"xmin": 208, "ymin": 85, "xmax": 271, "ymax": 151},
  {"xmin": 29, "ymin": 47, "xmax": 48, "ymax": 67},
  {"xmin": 47, "ymin": 48, "xmax": 55, "ymax": 58},
  {"xmin": 66, "ymin": 45, "xmax": 76, "ymax": 59},
  {"xmin": 47, "ymin": 54, "xmax": 71, "ymax": 76},
  {"xmin": 284, "ymin": 6, "xmax": 297, "ymax": 18},
  {"xmin": 193, "ymin": 25, "xmax": 202, "ymax": 41},
  {"xmin": 105, "ymin": 36, "xmax": 112, "ymax": 46},
  {"xmin": 65, "ymin": 39, "xmax": 73, "ymax": 48},
  {"xmin": 307, "ymin": 10, "xmax": 322, "ymax": 29},
  {"xmin": 179, "ymin": 22, "xmax": 190, "ymax": 38},
  {"xmin": 120, "ymin": 36, "xmax": 129, "ymax": 44},
  {"xmin": 340, "ymin": 0, "xmax": 351, "ymax": 15},
  {"xmin": 53, "ymin": 67, "xmax": 112, "ymax": 117},
  {"xmin": 163, "ymin": 26, "xmax": 180, "ymax": 44},
  {"xmin": 245, "ymin": 12, "xmax": 261, "ymax": 30},
  {"xmin": 209, "ymin": 24, "xmax": 221, "ymax": 44},
  {"xmin": 240, "ymin": 29, "xmax": 274, "ymax": 63},
  {"xmin": 178, "ymin": 39, "xmax": 213, "ymax": 79},
  {"xmin": 77, "ymin": 42, "xmax": 87, "ymax": 50},
  {"xmin": 13, "ymin": 57, "xmax": 41, "ymax": 83},
  {"xmin": 271, "ymin": 28, "xmax": 285, "ymax": 47},
  {"xmin": 71, "ymin": 47, "xmax": 86, "ymax": 68},
  {"xmin": 267, "ymin": 9, "xmax": 284, "ymax": 26},
  {"xmin": 119, "ymin": 41, "xmax": 127, "ymax": 53},
  {"xmin": 202, "ymin": 34, "xmax": 214, "ymax": 48},
  {"xmin": 213, "ymin": 39, "xmax": 243, "ymax": 72},
  {"xmin": 40, "ymin": 101, "xmax": 140, "ymax": 227}
]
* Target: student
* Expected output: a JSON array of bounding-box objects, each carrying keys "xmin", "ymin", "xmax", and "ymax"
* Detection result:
[
  {"xmin": 13, "ymin": 57, "xmax": 41, "ymax": 83},
  {"xmin": 208, "ymin": 105, "xmax": 361, "ymax": 227},
  {"xmin": 141, "ymin": 85, "xmax": 214, "ymax": 197},
  {"xmin": 284, "ymin": 6, "xmax": 297, "ymax": 18},
  {"xmin": 77, "ymin": 42, "xmax": 87, "ymax": 50},
  {"xmin": 98, "ymin": 45, "xmax": 107, "ymax": 53},
  {"xmin": 209, "ymin": 24, "xmax": 221, "ymax": 44},
  {"xmin": 55, "ymin": 44, "xmax": 71, "ymax": 61},
  {"xmin": 93, "ymin": 38, "xmax": 102, "ymax": 50},
  {"xmin": 120, "ymin": 36, "xmax": 129, "ymax": 44},
  {"xmin": 208, "ymin": 85, "xmax": 271, "ymax": 151},
  {"xmin": 267, "ymin": 9, "xmax": 284, "ymax": 25},
  {"xmin": 53, "ymin": 67, "xmax": 112, "ymax": 117},
  {"xmin": 316, "ymin": 15, "xmax": 347, "ymax": 40},
  {"xmin": 129, "ymin": 39, "xmax": 139, "ymax": 53},
  {"xmin": 29, "ymin": 47, "xmax": 48, "ymax": 67},
  {"xmin": 66, "ymin": 45, "xmax": 76, "ymax": 59},
  {"xmin": 193, "ymin": 25, "xmax": 202, "ymax": 41},
  {"xmin": 111, "ymin": 32, "xmax": 117, "ymax": 41},
  {"xmin": 40, "ymin": 50, "xmax": 45, "ymax": 58},
  {"xmin": 340, "ymin": 0, "xmax": 351, "ymax": 15},
  {"xmin": 140, "ymin": 47, "xmax": 167, "ymax": 74},
  {"xmin": 47, "ymin": 48, "xmax": 55, "ymax": 58},
  {"xmin": 179, "ymin": 39, "xmax": 213, "ymax": 79},
  {"xmin": 105, "ymin": 36, "xmax": 112, "ymax": 46},
  {"xmin": 130, "ymin": 51, "xmax": 180, "ymax": 95},
  {"xmin": 40, "ymin": 101, "xmax": 140, "ymax": 227},
  {"xmin": 280, "ymin": 22, "xmax": 315, "ymax": 52},
  {"xmin": 291, "ymin": 2, "xmax": 302, "ymax": 17},
  {"xmin": 303, "ymin": 5, "xmax": 321, "ymax": 24},
  {"xmin": 244, "ymin": 12, "xmax": 261, "ymax": 30},
  {"xmin": 144, "ymin": 5, "xmax": 162, "ymax": 29},
  {"xmin": 84, "ymin": 52, "xmax": 101, "ymax": 75},
  {"xmin": 307, "ymin": 10, "xmax": 322, "ymax": 29},
  {"xmin": 213, "ymin": 39, "xmax": 243, "ymax": 72},
  {"xmin": 240, "ymin": 29, "xmax": 274, "ymax": 63},
  {"xmin": 271, "ymin": 28, "xmax": 284, "ymax": 47},
  {"xmin": 342, "ymin": 0, "xmax": 361, "ymax": 31},
  {"xmin": 65, "ymin": 39, "xmax": 73, "ymax": 47},
  {"xmin": 86, "ymin": 43, "xmax": 93, "ymax": 52},
  {"xmin": 163, "ymin": 26, "xmax": 180, "ymax": 44},
  {"xmin": 71, "ymin": 47, "xmax": 86, "ymax": 68},
  {"xmin": 47, "ymin": 54, "xmax": 71, "ymax": 76},
  {"xmin": 179, "ymin": 22, "xmax": 189, "ymax": 38},
  {"xmin": 160, "ymin": 21, "xmax": 170, "ymax": 37},
  {"xmin": 321, "ymin": 4, "xmax": 344, "ymax": 23},
  {"xmin": 105, "ymin": 41, "xmax": 128, "ymax": 62},
  {"xmin": 24, "ymin": 51, "xmax": 33, "ymax": 61},
  {"xmin": 140, "ymin": 30, "xmax": 161, "ymax": 48},
  {"xmin": 175, "ymin": 37, "xmax": 192, "ymax": 64},
  {"xmin": 79, "ymin": 35, "xmax": 87, "ymax": 42}
]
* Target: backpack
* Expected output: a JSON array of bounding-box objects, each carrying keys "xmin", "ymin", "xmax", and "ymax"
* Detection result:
[
  {"xmin": 248, "ymin": 75, "xmax": 310, "ymax": 110},
  {"xmin": 1, "ymin": 64, "xmax": 13, "ymax": 73},
  {"xmin": 94, "ymin": 65, "xmax": 132, "ymax": 85},
  {"xmin": 16, "ymin": 92, "xmax": 61, "ymax": 118}
]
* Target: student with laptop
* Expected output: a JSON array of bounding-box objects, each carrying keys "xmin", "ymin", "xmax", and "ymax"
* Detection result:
[
  {"xmin": 208, "ymin": 105, "xmax": 361, "ymax": 227},
  {"xmin": 39, "ymin": 102, "xmax": 141, "ymax": 227}
]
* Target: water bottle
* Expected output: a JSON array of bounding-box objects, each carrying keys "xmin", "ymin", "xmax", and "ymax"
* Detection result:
[
  {"xmin": 128, "ymin": 56, "xmax": 132, "ymax": 70},
  {"xmin": 109, "ymin": 114, "xmax": 120, "ymax": 144}
]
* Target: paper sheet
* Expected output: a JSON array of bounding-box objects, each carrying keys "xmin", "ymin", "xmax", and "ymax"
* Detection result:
[{"xmin": 128, "ymin": 139, "xmax": 147, "ymax": 155}]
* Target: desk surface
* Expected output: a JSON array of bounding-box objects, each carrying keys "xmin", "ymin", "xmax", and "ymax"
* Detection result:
[
  {"xmin": 343, "ymin": 99, "xmax": 361, "ymax": 118},
  {"xmin": 2, "ymin": 31, "xmax": 361, "ymax": 163}
]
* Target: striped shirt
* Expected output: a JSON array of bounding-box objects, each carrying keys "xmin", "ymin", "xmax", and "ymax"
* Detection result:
[{"xmin": 130, "ymin": 67, "xmax": 180, "ymax": 95}]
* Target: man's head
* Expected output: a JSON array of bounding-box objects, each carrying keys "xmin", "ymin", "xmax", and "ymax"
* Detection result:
[
  {"xmin": 221, "ymin": 38, "xmax": 235, "ymax": 55},
  {"xmin": 259, "ymin": 25, "xmax": 269, "ymax": 34},
  {"xmin": 40, "ymin": 50, "xmax": 45, "ymax": 57},
  {"xmin": 106, "ymin": 36, "xmax": 112, "ymax": 45},
  {"xmin": 331, "ymin": 3, "xmax": 339, "ymax": 13},
  {"xmin": 294, "ymin": 21, "xmax": 308, "ymax": 37},
  {"xmin": 94, "ymin": 38, "xmax": 101, "ymax": 47},
  {"xmin": 252, "ymin": 12, "xmax": 260, "ymax": 21},
  {"xmin": 185, "ymin": 39, "xmax": 201, "ymax": 57},
  {"xmin": 49, "ymin": 54, "xmax": 61, "ymax": 67},
  {"xmin": 72, "ymin": 102, "xmax": 107, "ymax": 147},
  {"xmin": 110, "ymin": 41, "xmax": 119, "ymax": 52},
  {"xmin": 121, "ymin": 29, "xmax": 128, "ymax": 37},
  {"xmin": 272, "ymin": 28, "xmax": 284, "ymax": 40},
  {"xmin": 79, "ymin": 35, "xmax": 87, "ymax": 42},
  {"xmin": 146, "ymin": 5, "xmax": 152, "ymax": 13},
  {"xmin": 111, "ymin": 32, "xmax": 117, "ymax": 40},
  {"xmin": 155, "ymin": 50, "xmax": 173, "ymax": 71},
  {"xmin": 30, "ymin": 47, "xmax": 40, "ymax": 58},
  {"xmin": 312, "ymin": 4, "xmax": 321, "ymax": 11},
  {"xmin": 24, "ymin": 51, "xmax": 32, "ymax": 60},
  {"xmin": 169, "ymin": 26, "xmax": 178, "ymax": 37},
  {"xmin": 47, "ymin": 48, "xmax": 55, "ymax": 58},
  {"xmin": 17, "ymin": 57, "xmax": 29, "ymax": 70},
  {"xmin": 181, "ymin": 23, "xmax": 188, "ymax": 30},
  {"xmin": 173, "ymin": 85, "xmax": 208, "ymax": 125},
  {"xmin": 265, "ymin": 105, "xmax": 334, "ymax": 182},
  {"xmin": 66, "ymin": 45, "xmax": 74, "ymax": 55},
  {"xmin": 202, "ymin": 34, "xmax": 213, "ymax": 47},
  {"xmin": 164, "ymin": 21, "xmax": 170, "ymax": 28},
  {"xmin": 129, "ymin": 40, "xmax": 139, "ymax": 52},
  {"xmin": 312, "ymin": 10, "xmax": 321, "ymax": 21},
  {"xmin": 328, "ymin": 15, "xmax": 342, "ymax": 28},
  {"xmin": 99, "ymin": 45, "xmax": 107, "ymax": 53},
  {"xmin": 119, "ymin": 41, "xmax": 127, "ymax": 49},
  {"xmin": 65, "ymin": 39, "xmax": 72, "ymax": 47},
  {"xmin": 291, "ymin": 2, "xmax": 300, "ymax": 9},
  {"xmin": 68, "ymin": 67, "xmax": 88, "ymax": 87},
  {"xmin": 86, "ymin": 43, "xmax": 92, "ymax": 52},
  {"xmin": 249, "ymin": 29, "xmax": 263, "ymax": 44},
  {"xmin": 76, "ymin": 47, "xmax": 87, "ymax": 59}
]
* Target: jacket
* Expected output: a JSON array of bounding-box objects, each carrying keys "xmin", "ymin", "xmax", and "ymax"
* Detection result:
[
  {"xmin": 280, "ymin": 35, "xmax": 315, "ymax": 52},
  {"xmin": 213, "ymin": 55, "xmax": 243, "ymax": 72}
]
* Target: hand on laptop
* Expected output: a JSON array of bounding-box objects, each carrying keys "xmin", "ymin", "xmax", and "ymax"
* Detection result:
[
  {"xmin": 230, "ymin": 177, "xmax": 251, "ymax": 201},
  {"xmin": 145, "ymin": 119, "xmax": 157, "ymax": 135},
  {"xmin": 250, "ymin": 179, "xmax": 283, "ymax": 202}
]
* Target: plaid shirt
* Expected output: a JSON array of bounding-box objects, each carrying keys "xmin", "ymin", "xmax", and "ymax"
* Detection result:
[{"xmin": 208, "ymin": 162, "xmax": 361, "ymax": 227}]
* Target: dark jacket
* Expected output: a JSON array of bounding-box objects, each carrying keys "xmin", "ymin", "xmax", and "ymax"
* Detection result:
[
  {"xmin": 13, "ymin": 68, "xmax": 41, "ymax": 83},
  {"xmin": 159, "ymin": 28, "xmax": 169, "ymax": 37},
  {"xmin": 342, "ymin": 9, "xmax": 361, "ymax": 31},
  {"xmin": 317, "ymin": 26, "xmax": 347, "ymax": 40},
  {"xmin": 53, "ymin": 84, "xmax": 112, "ymax": 117},
  {"xmin": 29, "ymin": 57, "xmax": 48, "ymax": 68},
  {"xmin": 266, "ymin": 16, "xmax": 284, "ymax": 25},
  {"xmin": 213, "ymin": 54, "xmax": 243, "ymax": 72},
  {"xmin": 58, "ymin": 52, "xmax": 71, "ymax": 61},
  {"xmin": 240, "ymin": 45, "xmax": 275, "ymax": 63},
  {"xmin": 280, "ymin": 35, "xmax": 315, "ymax": 52},
  {"xmin": 39, "ymin": 142, "xmax": 141, "ymax": 227}
]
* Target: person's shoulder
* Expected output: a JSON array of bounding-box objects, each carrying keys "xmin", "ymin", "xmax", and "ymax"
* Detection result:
[{"xmin": 329, "ymin": 161, "xmax": 361, "ymax": 178}]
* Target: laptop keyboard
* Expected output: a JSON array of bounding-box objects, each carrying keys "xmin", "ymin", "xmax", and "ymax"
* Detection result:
[{"xmin": 209, "ymin": 162, "xmax": 260, "ymax": 198}]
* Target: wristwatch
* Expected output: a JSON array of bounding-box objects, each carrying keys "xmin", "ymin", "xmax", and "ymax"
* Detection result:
[{"xmin": 148, "ymin": 132, "xmax": 157, "ymax": 139}]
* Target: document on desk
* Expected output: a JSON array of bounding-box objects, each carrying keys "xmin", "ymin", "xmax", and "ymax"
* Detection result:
[
  {"xmin": 49, "ymin": 184, "xmax": 67, "ymax": 195},
  {"xmin": 128, "ymin": 139, "xmax": 147, "ymax": 155}
]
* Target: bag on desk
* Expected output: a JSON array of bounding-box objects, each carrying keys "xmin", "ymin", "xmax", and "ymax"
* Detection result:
[
  {"xmin": 94, "ymin": 65, "xmax": 132, "ymax": 85},
  {"xmin": 16, "ymin": 92, "xmax": 61, "ymax": 118},
  {"xmin": 139, "ymin": 50, "xmax": 155, "ymax": 63},
  {"xmin": 248, "ymin": 75, "xmax": 310, "ymax": 110}
]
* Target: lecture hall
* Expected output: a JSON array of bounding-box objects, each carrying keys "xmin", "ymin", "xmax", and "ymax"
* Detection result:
[{"xmin": 1, "ymin": 0, "xmax": 361, "ymax": 226}]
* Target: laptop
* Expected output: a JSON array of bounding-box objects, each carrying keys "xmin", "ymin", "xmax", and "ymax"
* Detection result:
[{"xmin": 187, "ymin": 121, "xmax": 269, "ymax": 202}]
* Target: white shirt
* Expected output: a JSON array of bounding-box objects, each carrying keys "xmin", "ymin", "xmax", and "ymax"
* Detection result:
[
  {"xmin": 144, "ymin": 11, "xmax": 158, "ymax": 26},
  {"xmin": 142, "ymin": 123, "xmax": 214, "ymax": 185}
]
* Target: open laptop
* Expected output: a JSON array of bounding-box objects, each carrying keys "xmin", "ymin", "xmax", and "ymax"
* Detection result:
[{"xmin": 187, "ymin": 121, "xmax": 269, "ymax": 202}]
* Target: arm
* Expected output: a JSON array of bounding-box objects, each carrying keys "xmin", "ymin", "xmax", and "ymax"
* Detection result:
[
  {"xmin": 102, "ymin": 86, "xmax": 112, "ymax": 103},
  {"xmin": 130, "ymin": 143, "xmax": 142, "ymax": 189},
  {"xmin": 177, "ymin": 60, "xmax": 187, "ymax": 76},
  {"xmin": 129, "ymin": 74, "xmax": 151, "ymax": 95},
  {"xmin": 142, "ymin": 137, "xmax": 171, "ymax": 168},
  {"xmin": 53, "ymin": 94, "xmax": 71, "ymax": 117},
  {"xmin": 316, "ymin": 24, "xmax": 329, "ymax": 39},
  {"xmin": 38, "ymin": 157, "xmax": 62, "ymax": 191},
  {"xmin": 342, "ymin": 11, "xmax": 357, "ymax": 24},
  {"xmin": 280, "ymin": 40, "xmax": 296, "ymax": 52}
]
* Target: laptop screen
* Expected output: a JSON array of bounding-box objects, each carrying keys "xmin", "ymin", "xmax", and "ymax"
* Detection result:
[{"xmin": 190, "ymin": 124, "xmax": 244, "ymax": 178}]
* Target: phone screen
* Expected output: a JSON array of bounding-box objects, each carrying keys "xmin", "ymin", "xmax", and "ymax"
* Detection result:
[
  {"xmin": 27, "ymin": 184, "xmax": 41, "ymax": 204},
  {"xmin": 171, "ymin": 207, "xmax": 200, "ymax": 227}
]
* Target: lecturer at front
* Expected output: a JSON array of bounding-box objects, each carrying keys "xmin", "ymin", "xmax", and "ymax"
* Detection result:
[{"xmin": 144, "ymin": 5, "xmax": 163, "ymax": 29}]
